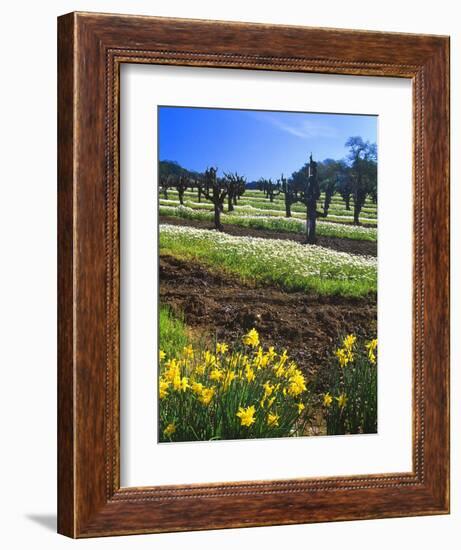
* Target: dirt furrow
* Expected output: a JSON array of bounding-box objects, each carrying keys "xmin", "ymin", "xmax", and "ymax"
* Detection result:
[{"xmin": 159, "ymin": 254, "xmax": 377, "ymax": 388}]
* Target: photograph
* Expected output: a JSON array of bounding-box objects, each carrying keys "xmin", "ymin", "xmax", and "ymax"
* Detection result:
[{"xmin": 157, "ymin": 106, "xmax": 378, "ymax": 442}]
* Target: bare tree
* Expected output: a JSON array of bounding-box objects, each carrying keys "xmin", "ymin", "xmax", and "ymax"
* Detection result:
[
  {"xmin": 159, "ymin": 175, "xmax": 170, "ymax": 200},
  {"xmin": 235, "ymin": 177, "xmax": 246, "ymax": 205},
  {"xmin": 346, "ymin": 137, "xmax": 377, "ymax": 225},
  {"xmin": 279, "ymin": 174, "xmax": 297, "ymax": 218},
  {"xmin": 223, "ymin": 172, "xmax": 246, "ymax": 212},
  {"xmin": 322, "ymin": 179, "xmax": 336, "ymax": 217},
  {"xmin": 175, "ymin": 175, "xmax": 189, "ymax": 206},
  {"xmin": 198, "ymin": 167, "xmax": 227, "ymax": 231},
  {"xmin": 258, "ymin": 178, "xmax": 281, "ymax": 203},
  {"xmin": 292, "ymin": 154, "xmax": 321, "ymax": 244}
]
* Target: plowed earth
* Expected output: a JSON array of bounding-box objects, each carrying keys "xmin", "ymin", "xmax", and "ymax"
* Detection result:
[{"xmin": 160, "ymin": 254, "xmax": 377, "ymax": 390}]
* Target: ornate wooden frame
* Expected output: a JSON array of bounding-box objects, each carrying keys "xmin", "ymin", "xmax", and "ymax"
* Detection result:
[{"xmin": 57, "ymin": 12, "xmax": 450, "ymax": 538}]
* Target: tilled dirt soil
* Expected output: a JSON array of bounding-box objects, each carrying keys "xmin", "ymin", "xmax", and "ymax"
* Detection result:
[
  {"xmin": 159, "ymin": 215, "xmax": 377, "ymax": 257},
  {"xmin": 160, "ymin": 254, "xmax": 377, "ymax": 390}
]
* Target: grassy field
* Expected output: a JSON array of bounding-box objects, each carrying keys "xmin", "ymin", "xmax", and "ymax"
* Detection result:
[
  {"xmin": 160, "ymin": 224, "xmax": 377, "ymax": 297},
  {"xmin": 159, "ymin": 305, "xmax": 189, "ymax": 358},
  {"xmin": 159, "ymin": 205, "xmax": 377, "ymax": 242},
  {"xmin": 162, "ymin": 188, "xmax": 378, "ymax": 224},
  {"xmin": 158, "ymin": 189, "xmax": 378, "ymax": 440},
  {"xmin": 159, "ymin": 199, "xmax": 378, "ymax": 227}
]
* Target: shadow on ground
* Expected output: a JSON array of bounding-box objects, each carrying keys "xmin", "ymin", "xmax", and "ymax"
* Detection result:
[{"xmin": 26, "ymin": 514, "xmax": 56, "ymax": 532}]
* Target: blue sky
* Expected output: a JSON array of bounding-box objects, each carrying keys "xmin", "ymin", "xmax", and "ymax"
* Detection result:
[{"xmin": 158, "ymin": 106, "xmax": 377, "ymax": 181}]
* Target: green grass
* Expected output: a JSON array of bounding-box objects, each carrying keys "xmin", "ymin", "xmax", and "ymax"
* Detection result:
[
  {"xmin": 159, "ymin": 197, "xmax": 378, "ymax": 226},
  {"xmin": 166, "ymin": 189, "xmax": 378, "ymax": 213},
  {"xmin": 159, "ymin": 305, "xmax": 189, "ymax": 359},
  {"xmin": 236, "ymin": 198, "xmax": 377, "ymax": 219},
  {"xmin": 159, "ymin": 224, "xmax": 377, "ymax": 298},
  {"xmin": 162, "ymin": 189, "xmax": 378, "ymax": 226},
  {"xmin": 159, "ymin": 205, "xmax": 377, "ymax": 241}
]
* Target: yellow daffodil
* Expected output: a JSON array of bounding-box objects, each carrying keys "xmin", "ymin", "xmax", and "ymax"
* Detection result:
[
  {"xmin": 210, "ymin": 368, "xmax": 224, "ymax": 382},
  {"xmin": 335, "ymin": 348, "xmax": 350, "ymax": 368},
  {"xmin": 288, "ymin": 371, "xmax": 307, "ymax": 396},
  {"xmin": 179, "ymin": 377, "xmax": 189, "ymax": 392},
  {"xmin": 159, "ymin": 379, "xmax": 169, "ymax": 399},
  {"xmin": 366, "ymin": 338, "xmax": 378, "ymax": 365},
  {"xmin": 199, "ymin": 387, "xmax": 215, "ymax": 406},
  {"xmin": 253, "ymin": 347, "xmax": 263, "ymax": 369},
  {"xmin": 236, "ymin": 405, "xmax": 256, "ymax": 427},
  {"xmin": 163, "ymin": 422, "xmax": 176, "ymax": 437},
  {"xmin": 191, "ymin": 381, "xmax": 204, "ymax": 395},
  {"xmin": 195, "ymin": 364, "xmax": 206, "ymax": 376},
  {"xmin": 343, "ymin": 334, "xmax": 356, "ymax": 350},
  {"xmin": 172, "ymin": 374, "xmax": 189, "ymax": 392},
  {"xmin": 323, "ymin": 393, "xmax": 333, "ymax": 407},
  {"xmin": 243, "ymin": 328, "xmax": 260, "ymax": 348},
  {"xmin": 222, "ymin": 371, "xmax": 236, "ymax": 389},
  {"xmin": 164, "ymin": 359, "xmax": 180, "ymax": 382},
  {"xmin": 274, "ymin": 364, "xmax": 286, "ymax": 378},
  {"xmin": 285, "ymin": 362, "xmax": 298, "ymax": 378},
  {"xmin": 336, "ymin": 394, "xmax": 347, "ymax": 409},
  {"xmin": 216, "ymin": 342, "xmax": 229, "ymax": 354},
  {"xmin": 280, "ymin": 349, "xmax": 289, "ymax": 363},
  {"xmin": 172, "ymin": 375, "xmax": 181, "ymax": 391},
  {"xmin": 183, "ymin": 344, "xmax": 194, "ymax": 358},
  {"xmin": 266, "ymin": 346, "xmax": 277, "ymax": 361},
  {"xmin": 159, "ymin": 336, "xmax": 316, "ymax": 439},
  {"xmin": 263, "ymin": 381, "xmax": 275, "ymax": 397},
  {"xmin": 267, "ymin": 412, "xmax": 280, "ymax": 427},
  {"xmin": 229, "ymin": 353, "xmax": 241, "ymax": 370},
  {"xmin": 204, "ymin": 350, "xmax": 217, "ymax": 368},
  {"xmin": 245, "ymin": 365, "xmax": 256, "ymax": 383}
]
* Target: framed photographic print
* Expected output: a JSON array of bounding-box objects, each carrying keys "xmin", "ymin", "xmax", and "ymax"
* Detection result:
[{"xmin": 58, "ymin": 12, "xmax": 450, "ymax": 537}]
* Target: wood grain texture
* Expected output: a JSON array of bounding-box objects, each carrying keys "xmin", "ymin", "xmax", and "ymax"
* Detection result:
[
  {"xmin": 57, "ymin": 12, "xmax": 75, "ymax": 538},
  {"xmin": 57, "ymin": 11, "xmax": 450, "ymax": 538}
]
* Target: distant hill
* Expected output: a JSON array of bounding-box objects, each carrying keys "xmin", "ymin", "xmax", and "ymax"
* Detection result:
[{"xmin": 159, "ymin": 160, "xmax": 202, "ymax": 180}]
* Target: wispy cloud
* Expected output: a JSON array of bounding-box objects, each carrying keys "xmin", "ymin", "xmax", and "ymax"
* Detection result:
[{"xmin": 250, "ymin": 112, "xmax": 338, "ymax": 139}]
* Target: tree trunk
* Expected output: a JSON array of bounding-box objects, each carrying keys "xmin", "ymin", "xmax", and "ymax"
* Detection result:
[
  {"xmin": 353, "ymin": 194, "xmax": 365, "ymax": 225},
  {"xmin": 214, "ymin": 203, "xmax": 222, "ymax": 231},
  {"xmin": 306, "ymin": 202, "xmax": 317, "ymax": 244},
  {"xmin": 305, "ymin": 204, "xmax": 310, "ymax": 242},
  {"xmin": 323, "ymin": 194, "xmax": 331, "ymax": 217},
  {"xmin": 163, "ymin": 188, "xmax": 168, "ymax": 199},
  {"xmin": 308, "ymin": 214, "xmax": 317, "ymax": 243},
  {"xmin": 228, "ymin": 194, "xmax": 234, "ymax": 212},
  {"xmin": 233, "ymin": 195, "xmax": 238, "ymax": 205},
  {"xmin": 285, "ymin": 197, "xmax": 291, "ymax": 218},
  {"xmin": 353, "ymin": 203, "xmax": 360, "ymax": 225},
  {"xmin": 198, "ymin": 187, "xmax": 202, "ymax": 202},
  {"xmin": 270, "ymin": 193, "xmax": 274, "ymax": 203},
  {"xmin": 179, "ymin": 190, "xmax": 184, "ymax": 205},
  {"xmin": 345, "ymin": 195, "xmax": 351, "ymax": 210}
]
